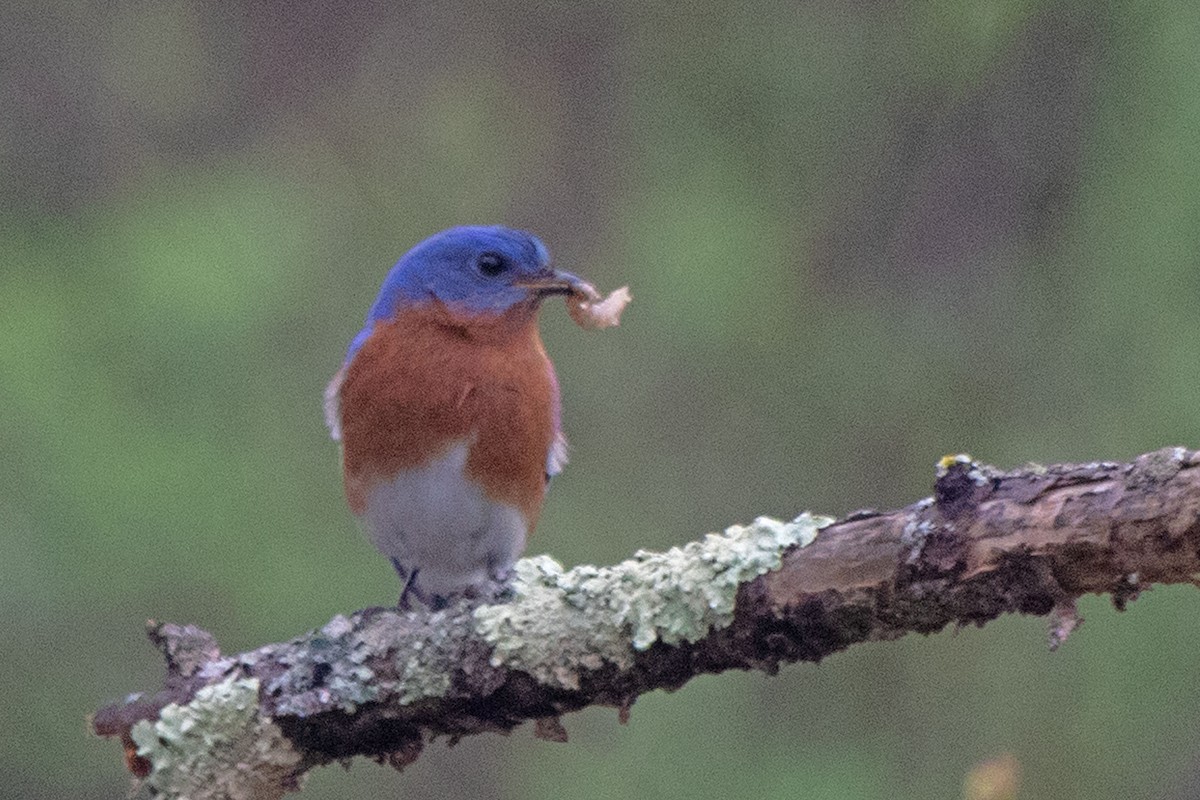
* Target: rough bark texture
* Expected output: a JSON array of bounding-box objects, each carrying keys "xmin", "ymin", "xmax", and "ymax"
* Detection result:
[{"xmin": 92, "ymin": 446, "xmax": 1200, "ymax": 797}]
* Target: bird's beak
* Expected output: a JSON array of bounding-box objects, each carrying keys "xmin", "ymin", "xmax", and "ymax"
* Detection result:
[{"xmin": 515, "ymin": 268, "xmax": 591, "ymax": 298}]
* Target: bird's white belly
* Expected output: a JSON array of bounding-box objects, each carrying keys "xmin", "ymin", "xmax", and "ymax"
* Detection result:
[{"xmin": 359, "ymin": 442, "xmax": 528, "ymax": 600}]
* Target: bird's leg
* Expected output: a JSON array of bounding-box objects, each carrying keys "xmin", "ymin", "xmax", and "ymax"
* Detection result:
[
  {"xmin": 483, "ymin": 581, "xmax": 516, "ymax": 603},
  {"xmin": 393, "ymin": 562, "xmax": 455, "ymax": 610},
  {"xmin": 393, "ymin": 560, "xmax": 420, "ymax": 611},
  {"xmin": 481, "ymin": 564, "xmax": 516, "ymax": 604}
]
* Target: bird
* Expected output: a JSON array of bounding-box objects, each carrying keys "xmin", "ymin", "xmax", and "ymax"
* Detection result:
[{"xmin": 324, "ymin": 225, "xmax": 586, "ymax": 609}]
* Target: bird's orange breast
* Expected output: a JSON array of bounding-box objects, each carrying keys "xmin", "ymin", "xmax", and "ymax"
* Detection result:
[{"xmin": 337, "ymin": 302, "xmax": 557, "ymax": 527}]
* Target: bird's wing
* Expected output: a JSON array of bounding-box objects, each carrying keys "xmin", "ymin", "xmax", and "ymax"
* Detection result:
[
  {"xmin": 546, "ymin": 430, "xmax": 569, "ymax": 480},
  {"xmin": 323, "ymin": 365, "xmax": 346, "ymax": 441},
  {"xmin": 545, "ymin": 357, "xmax": 568, "ymax": 481}
]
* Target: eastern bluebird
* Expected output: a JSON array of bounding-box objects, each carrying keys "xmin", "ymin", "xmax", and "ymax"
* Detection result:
[{"xmin": 324, "ymin": 226, "xmax": 588, "ymax": 608}]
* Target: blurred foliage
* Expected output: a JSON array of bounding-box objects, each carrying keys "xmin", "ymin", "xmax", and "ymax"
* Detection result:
[{"xmin": 4, "ymin": 1, "xmax": 1200, "ymax": 798}]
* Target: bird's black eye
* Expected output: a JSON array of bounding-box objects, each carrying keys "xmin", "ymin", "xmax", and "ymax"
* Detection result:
[{"xmin": 476, "ymin": 252, "xmax": 510, "ymax": 278}]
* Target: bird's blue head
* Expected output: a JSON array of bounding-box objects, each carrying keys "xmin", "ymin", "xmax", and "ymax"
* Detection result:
[{"xmin": 344, "ymin": 226, "xmax": 584, "ymax": 361}]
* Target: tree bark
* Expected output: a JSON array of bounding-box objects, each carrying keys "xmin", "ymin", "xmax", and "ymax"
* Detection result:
[{"xmin": 92, "ymin": 446, "xmax": 1200, "ymax": 799}]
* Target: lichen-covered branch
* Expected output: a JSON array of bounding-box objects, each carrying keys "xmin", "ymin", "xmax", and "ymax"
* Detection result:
[{"xmin": 93, "ymin": 446, "xmax": 1200, "ymax": 799}]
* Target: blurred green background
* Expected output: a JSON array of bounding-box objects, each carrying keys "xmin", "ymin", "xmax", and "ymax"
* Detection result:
[{"xmin": 4, "ymin": 1, "xmax": 1200, "ymax": 798}]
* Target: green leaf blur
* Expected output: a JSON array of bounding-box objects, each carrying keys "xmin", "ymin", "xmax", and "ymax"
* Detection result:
[{"xmin": 4, "ymin": 2, "xmax": 1200, "ymax": 798}]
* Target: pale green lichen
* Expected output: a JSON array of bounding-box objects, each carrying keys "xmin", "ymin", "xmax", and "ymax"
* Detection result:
[
  {"xmin": 130, "ymin": 677, "xmax": 303, "ymax": 800},
  {"xmin": 379, "ymin": 609, "xmax": 462, "ymax": 704},
  {"xmin": 266, "ymin": 628, "xmax": 380, "ymax": 716},
  {"xmin": 474, "ymin": 513, "xmax": 829, "ymax": 689},
  {"xmin": 265, "ymin": 605, "xmax": 477, "ymax": 713}
]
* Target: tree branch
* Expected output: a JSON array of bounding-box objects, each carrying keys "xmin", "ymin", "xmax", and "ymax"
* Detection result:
[{"xmin": 92, "ymin": 446, "xmax": 1200, "ymax": 799}]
